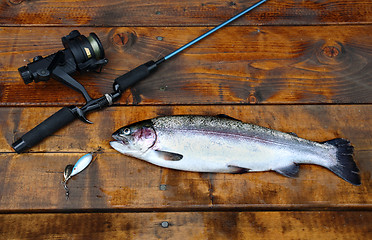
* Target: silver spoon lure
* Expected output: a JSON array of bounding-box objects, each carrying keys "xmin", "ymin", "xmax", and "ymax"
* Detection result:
[{"xmin": 62, "ymin": 153, "xmax": 94, "ymax": 199}]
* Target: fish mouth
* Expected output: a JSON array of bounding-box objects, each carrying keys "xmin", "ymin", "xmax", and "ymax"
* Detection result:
[
  {"xmin": 112, "ymin": 135, "xmax": 129, "ymax": 145},
  {"xmin": 110, "ymin": 141, "xmax": 124, "ymax": 153}
]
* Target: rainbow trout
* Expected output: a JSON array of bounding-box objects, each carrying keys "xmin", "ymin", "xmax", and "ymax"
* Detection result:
[{"xmin": 110, "ymin": 115, "xmax": 361, "ymax": 185}]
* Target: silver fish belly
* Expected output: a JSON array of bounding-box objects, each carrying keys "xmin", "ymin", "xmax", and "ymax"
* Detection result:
[{"xmin": 110, "ymin": 115, "xmax": 361, "ymax": 185}]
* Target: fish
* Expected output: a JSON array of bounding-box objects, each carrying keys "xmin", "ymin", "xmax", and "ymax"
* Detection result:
[{"xmin": 110, "ymin": 115, "xmax": 361, "ymax": 185}]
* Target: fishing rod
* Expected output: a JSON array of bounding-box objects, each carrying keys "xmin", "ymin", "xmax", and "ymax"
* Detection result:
[{"xmin": 12, "ymin": 0, "xmax": 267, "ymax": 153}]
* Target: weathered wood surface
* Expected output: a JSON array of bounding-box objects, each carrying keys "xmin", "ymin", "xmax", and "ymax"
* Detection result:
[
  {"xmin": 0, "ymin": 25, "xmax": 371, "ymax": 105},
  {"xmin": 0, "ymin": 105, "xmax": 370, "ymax": 211},
  {"xmin": 0, "ymin": 152, "xmax": 370, "ymax": 211},
  {"xmin": 1, "ymin": 211, "xmax": 371, "ymax": 240},
  {"xmin": 3, "ymin": 105, "xmax": 372, "ymax": 152},
  {"xmin": 1, "ymin": 0, "xmax": 371, "ymax": 26},
  {"xmin": 1, "ymin": 0, "xmax": 371, "ymax": 238}
]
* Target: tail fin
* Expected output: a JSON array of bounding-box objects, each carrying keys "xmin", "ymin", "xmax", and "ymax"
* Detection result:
[{"xmin": 322, "ymin": 138, "xmax": 361, "ymax": 186}]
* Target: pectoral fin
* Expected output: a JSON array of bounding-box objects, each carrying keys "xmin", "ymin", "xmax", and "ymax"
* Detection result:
[
  {"xmin": 155, "ymin": 150, "xmax": 183, "ymax": 161},
  {"xmin": 275, "ymin": 164, "xmax": 299, "ymax": 178}
]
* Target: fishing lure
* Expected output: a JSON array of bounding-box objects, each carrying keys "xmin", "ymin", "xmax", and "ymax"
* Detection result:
[{"xmin": 62, "ymin": 153, "xmax": 93, "ymax": 199}]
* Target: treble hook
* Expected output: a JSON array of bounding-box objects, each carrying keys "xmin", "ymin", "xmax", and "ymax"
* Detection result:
[{"xmin": 62, "ymin": 164, "xmax": 74, "ymax": 199}]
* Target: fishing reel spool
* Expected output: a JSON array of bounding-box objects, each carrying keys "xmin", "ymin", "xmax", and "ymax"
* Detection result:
[{"xmin": 18, "ymin": 30, "xmax": 108, "ymax": 102}]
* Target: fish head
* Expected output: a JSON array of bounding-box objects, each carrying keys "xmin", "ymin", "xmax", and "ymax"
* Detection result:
[{"xmin": 110, "ymin": 120, "xmax": 157, "ymax": 157}]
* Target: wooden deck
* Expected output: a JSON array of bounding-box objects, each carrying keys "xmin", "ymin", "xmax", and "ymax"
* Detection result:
[{"xmin": 0, "ymin": 0, "xmax": 371, "ymax": 239}]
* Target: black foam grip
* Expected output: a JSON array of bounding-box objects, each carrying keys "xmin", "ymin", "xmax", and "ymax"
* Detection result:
[
  {"xmin": 12, "ymin": 107, "xmax": 76, "ymax": 153},
  {"xmin": 114, "ymin": 60, "xmax": 156, "ymax": 92}
]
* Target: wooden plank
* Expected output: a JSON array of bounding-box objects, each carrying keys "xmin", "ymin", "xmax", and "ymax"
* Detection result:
[
  {"xmin": 0, "ymin": 0, "xmax": 371, "ymax": 26},
  {"xmin": 3, "ymin": 105, "xmax": 372, "ymax": 152},
  {"xmin": 0, "ymin": 211, "xmax": 371, "ymax": 240},
  {"xmin": 0, "ymin": 25, "xmax": 371, "ymax": 105},
  {"xmin": 0, "ymin": 152, "xmax": 370, "ymax": 211},
  {"xmin": 0, "ymin": 105, "xmax": 371, "ymax": 210}
]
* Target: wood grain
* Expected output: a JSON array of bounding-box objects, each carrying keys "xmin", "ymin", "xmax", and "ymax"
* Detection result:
[
  {"xmin": 3, "ymin": 105, "xmax": 372, "ymax": 152},
  {"xmin": 0, "ymin": 152, "xmax": 370, "ymax": 211},
  {"xmin": 0, "ymin": 211, "xmax": 371, "ymax": 240},
  {"xmin": 1, "ymin": 0, "xmax": 371, "ymax": 237},
  {"xmin": 0, "ymin": 0, "xmax": 371, "ymax": 26},
  {"xmin": 0, "ymin": 105, "xmax": 370, "ymax": 211},
  {"xmin": 0, "ymin": 25, "xmax": 371, "ymax": 105}
]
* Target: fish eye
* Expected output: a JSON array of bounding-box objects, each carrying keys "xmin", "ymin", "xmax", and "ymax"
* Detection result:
[{"xmin": 123, "ymin": 128, "xmax": 131, "ymax": 135}]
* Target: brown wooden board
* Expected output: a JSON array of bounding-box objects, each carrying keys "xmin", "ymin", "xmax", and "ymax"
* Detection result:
[
  {"xmin": 0, "ymin": 105, "xmax": 371, "ymax": 211},
  {"xmin": 3, "ymin": 105, "xmax": 372, "ymax": 153},
  {"xmin": 0, "ymin": 25, "xmax": 371, "ymax": 106},
  {"xmin": 0, "ymin": 211, "xmax": 371, "ymax": 240},
  {"xmin": 1, "ymin": 0, "xmax": 371, "ymax": 238},
  {"xmin": 0, "ymin": 0, "xmax": 371, "ymax": 26},
  {"xmin": 0, "ymin": 151, "xmax": 370, "ymax": 211}
]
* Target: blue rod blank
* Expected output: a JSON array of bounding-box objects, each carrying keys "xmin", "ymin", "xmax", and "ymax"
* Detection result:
[{"xmin": 163, "ymin": 0, "xmax": 267, "ymax": 61}]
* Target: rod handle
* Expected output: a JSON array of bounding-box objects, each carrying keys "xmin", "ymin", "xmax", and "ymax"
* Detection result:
[
  {"xmin": 113, "ymin": 60, "xmax": 158, "ymax": 92},
  {"xmin": 12, "ymin": 107, "xmax": 77, "ymax": 153}
]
